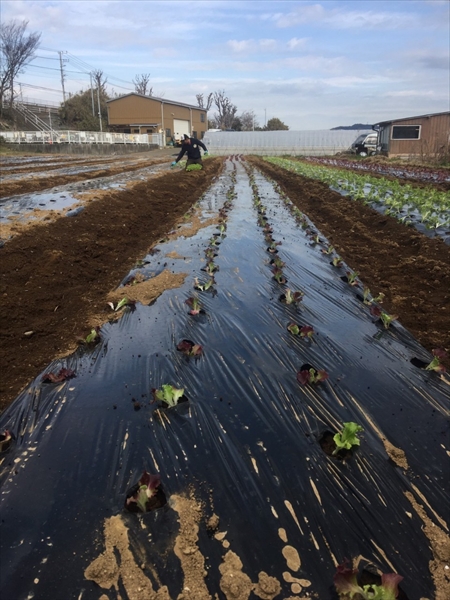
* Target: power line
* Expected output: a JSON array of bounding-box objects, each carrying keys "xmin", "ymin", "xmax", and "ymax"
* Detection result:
[
  {"xmin": 27, "ymin": 64, "xmax": 89, "ymax": 75},
  {"xmin": 18, "ymin": 82, "xmax": 64, "ymax": 94}
]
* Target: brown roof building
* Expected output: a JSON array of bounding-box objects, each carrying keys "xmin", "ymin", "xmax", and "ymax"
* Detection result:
[
  {"xmin": 106, "ymin": 93, "xmax": 207, "ymax": 144},
  {"xmin": 374, "ymin": 111, "xmax": 450, "ymax": 159}
]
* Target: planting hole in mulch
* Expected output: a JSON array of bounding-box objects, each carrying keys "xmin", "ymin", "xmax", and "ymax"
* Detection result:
[
  {"xmin": 410, "ymin": 357, "xmax": 429, "ymax": 369},
  {"xmin": 318, "ymin": 431, "xmax": 353, "ymax": 460},
  {"xmin": 124, "ymin": 483, "xmax": 167, "ymax": 513},
  {"xmin": 359, "ymin": 569, "xmax": 410, "ymax": 600}
]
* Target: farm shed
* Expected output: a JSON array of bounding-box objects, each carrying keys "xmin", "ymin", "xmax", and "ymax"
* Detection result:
[
  {"xmin": 203, "ymin": 129, "xmax": 372, "ymax": 156},
  {"xmin": 374, "ymin": 111, "xmax": 450, "ymax": 159},
  {"xmin": 106, "ymin": 93, "xmax": 207, "ymax": 144}
]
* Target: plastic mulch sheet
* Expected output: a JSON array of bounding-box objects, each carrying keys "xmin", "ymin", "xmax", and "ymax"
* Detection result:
[{"xmin": 0, "ymin": 158, "xmax": 448, "ymax": 600}]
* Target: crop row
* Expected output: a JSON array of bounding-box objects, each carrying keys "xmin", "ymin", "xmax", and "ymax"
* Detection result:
[{"xmin": 266, "ymin": 157, "xmax": 450, "ymax": 232}]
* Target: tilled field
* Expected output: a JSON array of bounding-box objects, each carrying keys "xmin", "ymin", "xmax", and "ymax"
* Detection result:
[{"xmin": 1, "ymin": 152, "xmax": 449, "ymax": 411}]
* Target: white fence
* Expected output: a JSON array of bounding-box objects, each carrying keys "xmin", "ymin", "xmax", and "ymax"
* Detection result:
[
  {"xmin": 1, "ymin": 130, "xmax": 164, "ymax": 147},
  {"xmin": 203, "ymin": 130, "xmax": 372, "ymax": 156}
]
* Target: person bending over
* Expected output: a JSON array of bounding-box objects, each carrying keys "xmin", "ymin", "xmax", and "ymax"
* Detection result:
[{"xmin": 171, "ymin": 134, "xmax": 208, "ymax": 170}]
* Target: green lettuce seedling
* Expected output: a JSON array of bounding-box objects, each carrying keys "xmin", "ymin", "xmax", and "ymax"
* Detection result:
[
  {"xmin": 425, "ymin": 348, "xmax": 447, "ymax": 373},
  {"xmin": 334, "ymin": 561, "xmax": 403, "ymax": 600},
  {"xmin": 153, "ymin": 384, "xmax": 185, "ymax": 408},
  {"xmin": 333, "ymin": 422, "xmax": 363, "ymax": 455}
]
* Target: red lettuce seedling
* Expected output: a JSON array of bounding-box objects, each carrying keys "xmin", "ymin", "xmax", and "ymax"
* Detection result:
[
  {"xmin": 185, "ymin": 297, "xmax": 201, "ymax": 315},
  {"xmin": 42, "ymin": 368, "xmax": 76, "ymax": 383},
  {"xmin": 334, "ymin": 561, "xmax": 403, "ymax": 600},
  {"xmin": 426, "ymin": 348, "xmax": 447, "ymax": 373},
  {"xmin": 300, "ymin": 325, "xmax": 314, "ymax": 339},
  {"xmin": 177, "ymin": 340, "xmax": 203, "ymax": 357},
  {"xmin": 297, "ymin": 368, "xmax": 328, "ymax": 385},
  {"xmin": 125, "ymin": 471, "xmax": 161, "ymax": 513},
  {"xmin": 0, "ymin": 430, "xmax": 12, "ymax": 453},
  {"xmin": 332, "ymin": 422, "xmax": 363, "ymax": 455},
  {"xmin": 152, "ymin": 384, "xmax": 185, "ymax": 408}
]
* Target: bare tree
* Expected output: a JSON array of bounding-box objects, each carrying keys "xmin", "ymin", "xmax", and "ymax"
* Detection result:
[
  {"xmin": 0, "ymin": 20, "xmax": 41, "ymax": 109},
  {"xmin": 91, "ymin": 69, "xmax": 107, "ymax": 94},
  {"xmin": 213, "ymin": 90, "xmax": 237, "ymax": 130},
  {"xmin": 133, "ymin": 73, "xmax": 153, "ymax": 96},
  {"xmin": 196, "ymin": 93, "xmax": 213, "ymax": 111},
  {"xmin": 240, "ymin": 110, "xmax": 258, "ymax": 131}
]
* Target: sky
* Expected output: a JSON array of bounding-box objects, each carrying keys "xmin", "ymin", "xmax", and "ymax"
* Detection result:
[{"xmin": 2, "ymin": 0, "xmax": 449, "ymax": 130}]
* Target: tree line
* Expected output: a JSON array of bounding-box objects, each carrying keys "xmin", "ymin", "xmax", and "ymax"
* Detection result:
[{"xmin": 1, "ymin": 19, "xmax": 289, "ymax": 131}]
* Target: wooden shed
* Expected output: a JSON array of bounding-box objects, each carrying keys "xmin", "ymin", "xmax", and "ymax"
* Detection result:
[
  {"xmin": 106, "ymin": 93, "xmax": 207, "ymax": 145},
  {"xmin": 374, "ymin": 111, "xmax": 450, "ymax": 159}
]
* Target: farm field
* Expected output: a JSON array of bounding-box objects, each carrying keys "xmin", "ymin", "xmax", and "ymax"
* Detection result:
[{"xmin": 0, "ymin": 153, "xmax": 449, "ymax": 600}]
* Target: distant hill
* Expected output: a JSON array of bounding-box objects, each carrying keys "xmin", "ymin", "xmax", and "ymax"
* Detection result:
[{"xmin": 331, "ymin": 123, "xmax": 373, "ymax": 130}]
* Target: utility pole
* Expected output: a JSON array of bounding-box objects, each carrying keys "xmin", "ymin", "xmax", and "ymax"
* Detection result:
[
  {"xmin": 90, "ymin": 73, "xmax": 95, "ymax": 116},
  {"xmin": 96, "ymin": 85, "xmax": 102, "ymax": 133},
  {"xmin": 264, "ymin": 109, "xmax": 266, "ymax": 127},
  {"xmin": 58, "ymin": 51, "xmax": 67, "ymax": 102}
]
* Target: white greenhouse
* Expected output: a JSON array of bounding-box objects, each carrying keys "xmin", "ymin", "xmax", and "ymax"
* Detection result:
[{"xmin": 203, "ymin": 129, "xmax": 372, "ymax": 156}]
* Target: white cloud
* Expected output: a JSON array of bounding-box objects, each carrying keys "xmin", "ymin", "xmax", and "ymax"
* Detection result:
[
  {"xmin": 227, "ymin": 39, "xmax": 253, "ymax": 53},
  {"xmin": 287, "ymin": 37, "xmax": 307, "ymax": 50}
]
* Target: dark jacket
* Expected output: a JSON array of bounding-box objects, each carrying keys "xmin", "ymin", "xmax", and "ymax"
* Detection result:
[{"xmin": 175, "ymin": 137, "xmax": 207, "ymax": 162}]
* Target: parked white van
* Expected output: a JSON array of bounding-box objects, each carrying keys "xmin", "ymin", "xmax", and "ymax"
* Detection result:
[{"xmin": 350, "ymin": 132, "xmax": 378, "ymax": 156}]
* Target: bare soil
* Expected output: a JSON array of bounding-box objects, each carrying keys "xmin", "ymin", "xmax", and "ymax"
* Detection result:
[{"xmin": 1, "ymin": 153, "xmax": 449, "ymax": 415}]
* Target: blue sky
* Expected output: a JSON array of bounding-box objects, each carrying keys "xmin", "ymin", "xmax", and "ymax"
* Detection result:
[{"xmin": 3, "ymin": 0, "xmax": 449, "ymax": 129}]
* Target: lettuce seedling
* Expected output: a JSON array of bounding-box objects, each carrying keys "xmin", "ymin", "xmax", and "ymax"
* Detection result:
[
  {"xmin": 107, "ymin": 297, "xmax": 136, "ymax": 312},
  {"xmin": 272, "ymin": 266, "xmax": 286, "ymax": 284},
  {"xmin": 185, "ymin": 297, "xmax": 201, "ymax": 315},
  {"xmin": 125, "ymin": 471, "xmax": 161, "ymax": 513},
  {"xmin": 152, "ymin": 384, "xmax": 185, "ymax": 408},
  {"xmin": 332, "ymin": 256, "xmax": 344, "ymax": 267},
  {"xmin": 205, "ymin": 261, "xmax": 218, "ymax": 274},
  {"xmin": 297, "ymin": 368, "xmax": 328, "ymax": 385},
  {"xmin": 321, "ymin": 245, "xmax": 335, "ymax": 255},
  {"xmin": 282, "ymin": 289, "xmax": 304, "ymax": 305},
  {"xmin": 346, "ymin": 271, "xmax": 359, "ymax": 286},
  {"xmin": 363, "ymin": 287, "xmax": 385, "ymax": 305},
  {"xmin": 177, "ymin": 340, "xmax": 203, "ymax": 357},
  {"xmin": 81, "ymin": 326, "xmax": 101, "ymax": 345},
  {"xmin": 194, "ymin": 277, "xmax": 215, "ymax": 292},
  {"xmin": 0, "ymin": 430, "xmax": 12, "ymax": 453},
  {"xmin": 271, "ymin": 256, "xmax": 285, "ymax": 269},
  {"xmin": 42, "ymin": 368, "xmax": 76, "ymax": 383},
  {"xmin": 268, "ymin": 241, "xmax": 281, "ymax": 252},
  {"xmin": 332, "ymin": 422, "xmax": 363, "ymax": 455},
  {"xmin": 300, "ymin": 325, "xmax": 314, "ymax": 339},
  {"xmin": 334, "ymin": 561, "xmax": 403, "ymax": 600},
  {"xmin": 379, "ymin": 311, "xmax": 398, "ymax": 329},
  {"xmin": 425, "ymin": 348, "xmax": 447, "ymax": 373},
  {"xmin": 287, "ymin": 322, "xmax": 300, "ymax": 335}
]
